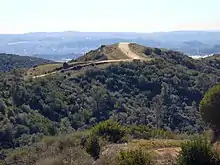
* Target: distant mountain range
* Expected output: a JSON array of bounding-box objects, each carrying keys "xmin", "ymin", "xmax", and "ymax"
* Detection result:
[{"xmin": 0, "ymin": 31, "xmax": 220, "ymax": 61}]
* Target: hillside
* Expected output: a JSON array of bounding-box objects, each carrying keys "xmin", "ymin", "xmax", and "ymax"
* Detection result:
[
  {"xmin": 0, "ymin": 53, "xmax": 53, "ymax": 72},
  {"xmin": 1, "ymin": 43, "xmax": 220, "ymax": 164},
  {"xmin": 28, "ymin": 42, "xmax": 151, "ymax": 77},
  {"xmin": 74, "ymin": 43, "xmax": 134, "ymax": 62},
  {"xmin": 29, "ymin": 42, "xmax": 205, "ymax": 78},
  {"xmin": 74, "ymin": 42, "xmax": 169, "ymax": 62}
]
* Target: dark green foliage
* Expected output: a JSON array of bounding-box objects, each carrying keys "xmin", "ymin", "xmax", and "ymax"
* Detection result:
[
  {"xmin": 116, "ymin": 149, "xmax": 154, "ymax": 165},
  {"xmin": 200, "ymin": 84, "xmax": 220, "ymax": 129},
  {"xmin": 154, "ymin": 48, "xmax": 162, "ymax": 55},
  {"xmin": 85, "ymin": 136, "xmax": 100, "ymax": 160},
  {"xmin": 0, "ymin": 53, "xmax": 52, "ymax": 72},
  {"xmin": 177, "ymin": 137, "xmax": 219, "ymax": 165},
  {"xmin": 63, "ymin": 62, "xmax": 69, "ymax": 69},
  {"xmin": 127, "ymin": 125, "xmax": 152, "ymax": 139},
  {"xmin": 1, "ymin": 47, "xmax": 220, "ymax": 150},
  {"xmin": 145, "ymin": 48, "xmax": 153, "ymax": 55},
  {"xmin": 91, "ymin": 120, "xmax": 126, "ymax": 143}
]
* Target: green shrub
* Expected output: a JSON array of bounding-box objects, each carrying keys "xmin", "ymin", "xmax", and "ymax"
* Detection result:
[
  {"xmin": 151, "ymin": 129, "xmax": 175, "ymax": 139},
  {"xmin": 177, "ymin": 137, "xmax": 219, "ymax": 165},
  {"xmin": 127, "ymin": 125, "xmax": 175, "ymax": 139},
  {"xmin": 91, "ymin": 120, "xmax": 126, "ymax": 143},
  {"xmin": 116, "ymin": 149, "xmax": 154, "ymax": 165},
  {"xmin": 127, "ymin": 125, "xmax": 151, "ymax": 139},
  {"xmin": 85, "ymin": 136, "xmax": 100, "ymax": 160}
]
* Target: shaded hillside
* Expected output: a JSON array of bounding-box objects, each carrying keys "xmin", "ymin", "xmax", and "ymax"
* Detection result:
[{"xmin": 0, "ymin": 53, "xmax": 53, "ymax": 72}]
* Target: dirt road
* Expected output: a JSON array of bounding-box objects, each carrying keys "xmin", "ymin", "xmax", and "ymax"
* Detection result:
[
  {"xmin": 33, "ymin": 42, "xmax": 143, "ymax": 79},
  {"xmin": 32, "ymin": 59, "xmax": 134, "ymax": 78},
  {"xmin": 118, "ymin": 42, "xmax": 143, "ymax": 59}
]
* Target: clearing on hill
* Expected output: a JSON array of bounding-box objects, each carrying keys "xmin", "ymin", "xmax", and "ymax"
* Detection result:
[{"xmin": 76, "ymin": 42, "xmax": 151, "ymax": 62}]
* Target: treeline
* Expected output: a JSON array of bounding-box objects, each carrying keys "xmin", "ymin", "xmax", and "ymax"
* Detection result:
[{"xmin": 0, "ymin": 53, "xmax": 52, "ymax": 72}]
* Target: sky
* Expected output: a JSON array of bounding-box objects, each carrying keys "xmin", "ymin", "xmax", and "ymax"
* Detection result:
[{"xmin": 0, "ymin": 0, "xmax": 220, "ymax": 34}]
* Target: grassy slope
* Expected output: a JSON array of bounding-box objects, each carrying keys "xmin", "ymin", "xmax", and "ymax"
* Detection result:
[
  {"xmin": 75, "ymin": 43, "xmax": 129, "ymax": 62},
  {"xmin": 129, "ymin": 43, "xmax": 151, "ymax": 58},
  {"xmin": 3, "ymin": 130, "xmax": 184, "ymax": 165},
  {"xmin": 204, "ymin": 54, "xmax": 220, "ymax": 60},
  {"xmin": 26, "ymin": 43, "xmax": 132, "ymax": 77},
  {"xmin": 26, "ymin": 63, "xmax": 62, "ymax": 77}
]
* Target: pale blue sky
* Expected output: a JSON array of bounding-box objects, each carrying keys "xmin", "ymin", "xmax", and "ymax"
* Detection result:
[{"xmin": 0, "ymin": 0, "xmax": 220, "ymax": 33}]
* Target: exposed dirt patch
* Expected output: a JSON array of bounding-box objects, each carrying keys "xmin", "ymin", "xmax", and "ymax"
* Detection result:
[{"xmin": 118, "ymin": 42, "xmax": 145, "ymax": 59}]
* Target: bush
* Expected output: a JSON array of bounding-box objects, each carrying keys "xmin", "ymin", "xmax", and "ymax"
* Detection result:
[
  {"xmin": 85, "ymin": 136, "xmax": 100, "ymax": 160},
  {"xmin": 91, "ymin": 120, "xmax": 126, "ymax": 143},
  {"xmin": 127, "ymin": 125, "xmax": 151, "ymax": 139},
  {"xmin": 116, "ymin": 149, "xmax": 154, "ymax": 165},
  {"xmin": 177, "ymin": 137, "xmax": 219, "ymax": 165},
  {"xmin": 151, "ymin": 129, "xmax": 175, "ymax": 139},
  {"xmin": 154, "ymin": 48, "xmax": 162, "ymax": 55},
  {"xmin": 127, "ymin": 125, "xmax": 175, "ymax": 139},
  {"xmin": 63, "ymin": 62, "xmax": 69, "ymax": 69},
  {"xmin": 145, "ymin": 48, "xmax": 152, "ymax": 55}
]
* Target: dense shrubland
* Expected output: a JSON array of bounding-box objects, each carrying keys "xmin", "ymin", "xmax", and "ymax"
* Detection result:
[
  {"xmin": 1, "ymin": 49, "xmax": 220, "ymax": 150},
  {"xmin": 0, "ymin": 53, "xmax": 52, "ymax": 72},
  {"xmin": 1, "ymin": 47, "xmax": 220, "ymax": 164}
]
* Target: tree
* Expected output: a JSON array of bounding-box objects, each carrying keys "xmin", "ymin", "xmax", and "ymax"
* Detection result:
[
  {"xmin": 91, "ymin": 120, "xmax": 126, "ymax": 143},
  {"xmin": 90, "ymin": 84, "xmax": 109, "ymax": 121},
  {"xmin": 63, "ymin": 62, "xmax": 69, "ymax": 69},
  {"xmin": 200, "ymin": 84, "xmax": 220, "ymax": 143},
  {"xmin": 152, "ymin": 95, "xmax": 163, "ymax": 129},
  {"xmin": 154, "ymin": 48, "xmax": 162, "ymax": 55},
  {"xmin": 145, "ymin": 48, "xmax": 152, "ymax": 55},
  {"xmin": 85, "ymin": 136, "xmax": 100, "ymax": 160},
  {"xmin": 59, "ymin": 117, "xmax": 74, "ymax": 134}
]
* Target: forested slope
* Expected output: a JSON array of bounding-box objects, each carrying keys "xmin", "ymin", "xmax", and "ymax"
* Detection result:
[
  {"xmin": 1, "ymin": 45, "xmax": 220, "ymax": 151},
  {"xmin": 0, "ymin": 53, "xmax": 53, "ymax": 72}
]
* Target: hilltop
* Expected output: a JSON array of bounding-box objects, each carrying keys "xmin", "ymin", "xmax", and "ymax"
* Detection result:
[
  {"xmin": 74, "ymin": 42, "xmax": 179, "ymax": 62},
  {"xmin": 28, "ymin": 42, "xmax": 191, "ymax": 78},
  {"xmin": 0, "ymin": 53, "xmax": 53, "ymax": 72},
  {"xmin": 28, "ymin": 42, "xmax": 151, "ymax": 77}
]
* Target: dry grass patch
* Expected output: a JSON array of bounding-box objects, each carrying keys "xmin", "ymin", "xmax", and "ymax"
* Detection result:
[
  {"xmin": 128, "ymin": 139, "xmax": 183, "ymax": 150},
  {"xmin": 27, "ymin": 63, "xmax": 62, "ymax": 77}
]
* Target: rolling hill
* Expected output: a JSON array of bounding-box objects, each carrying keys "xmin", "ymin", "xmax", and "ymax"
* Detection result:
[
  {"xmin": 2, "ymin": 43, "xmax": 220, "ymax": 164},
  {"xmin": 29, "ymin": 42, "xmax": 196, "ymax": 78},
  {"xmin": 73, "ymin": 43, "xmax": 139, "ymax": 62},
  {"xmin": 0, "ymin": 53, "xmax": 53, "ymax": 72}
]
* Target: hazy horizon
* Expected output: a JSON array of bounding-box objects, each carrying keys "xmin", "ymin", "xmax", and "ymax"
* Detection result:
[
  {"xmin": 1, "ymin": 30, "xmax": 220, "ymax": 35},
  {"xmin": 1, "ymin": 0, "xmax": 220, "ymax": 34}
]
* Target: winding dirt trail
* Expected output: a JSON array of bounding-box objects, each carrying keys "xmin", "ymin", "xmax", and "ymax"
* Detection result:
[
  {"xmin": 118, "ymin": 42, "xmax": 143, "ymax": 59},
  {"xmin": 33, "ymin": 42, "xmax": 143, "ymax": 79},
  {"xmin": 32, "ymin": 59, "xmax": 133, "ymax": 79}
]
